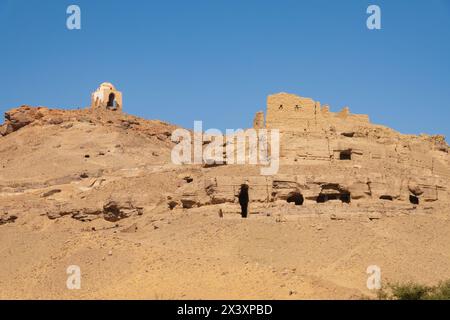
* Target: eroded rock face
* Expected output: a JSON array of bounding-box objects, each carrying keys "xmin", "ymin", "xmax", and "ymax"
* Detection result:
[
  {"xmin": 45, "ymin": 200, "xmax": 143, "ymax": 222},
  {"xmin": 0, "ymin": 92, "xmax": 449, "ymax": 222},
  {"xmin": 46, "ymin": 206, "xmax": 103, "ymax": 221},
  {"xmin": 103, "ymin": 200, "xmax": 143, "ymax": 222},
  {"xmin": 1, "ymin": 106, "xmax": 46, "ymax": 135},
  {"xmin": 0, "ymin": 105, "xmax": 178, "ymax": 139},
  {"xmin": 0, "ymin": 213, "xmax": 17, "ymax": 225},
  {"xmin": 168, "ymin": 93, "xmax": 450, "ymax": 213}
]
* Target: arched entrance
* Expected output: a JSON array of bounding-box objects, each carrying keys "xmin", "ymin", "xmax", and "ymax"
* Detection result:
[
  {"xmin": 238, "ymin": 184, "xmax": 249, "ymax": 218},
  {"xmin": 286, "ymin": 192, "xmax": 304, "ymax": 205},
  {"xmin": 107, "ymin": 93, "xmax": 116, "ymax": 108}
]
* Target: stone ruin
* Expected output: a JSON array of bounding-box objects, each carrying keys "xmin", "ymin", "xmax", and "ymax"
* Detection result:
[
  {"xmin": 91, "ymin": 82, "xmax": 123, "ymax": 112},
  {"xmin": 170, "ymin": 92, "xmax": 450, "ymax": 217}
]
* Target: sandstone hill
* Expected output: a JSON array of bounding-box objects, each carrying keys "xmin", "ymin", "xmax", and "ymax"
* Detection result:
[{"xmin": 0, "ymin": 94, "xmax": 449, "ymax": 299}]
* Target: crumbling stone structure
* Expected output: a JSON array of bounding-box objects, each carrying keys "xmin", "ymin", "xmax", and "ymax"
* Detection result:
[
  {"xmin": 171, "ymin": 93, "xmax": 449, "ymax": 216},
  {"xmin": 265, "ymin": 92, "xmax": 369, "ymax": 132},
  {"xmin": 91, "ymin": 82, "xmax": 123, "ymax": 111}
]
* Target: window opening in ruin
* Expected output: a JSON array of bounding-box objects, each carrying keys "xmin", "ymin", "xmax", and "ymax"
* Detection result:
[
  {"xmin": 107, "ymin": 93, "xmax": 116, "ymax": 108},
  {"xmin": 380, "ymin": 195, "xmax": 393, "ymax": 201},
  {"xmin": 409, "ymin": 195, "xmax": 419, "ymax": 205},
  {"xmin": 339, "ymin": 149, "xmax": 352, "ymax": 160},
  {"xmin": 238, "ymin": 184, "xmax": 249, "ymax": 218},
  {"xmin": 279, "ymin": 105, "xmax": 283, "ymax": 110},
  {"xmin": 287, "ymin": 192, "xmax": 304, "ymax": 205}
]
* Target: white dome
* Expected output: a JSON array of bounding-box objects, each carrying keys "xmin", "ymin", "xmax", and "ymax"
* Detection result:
[{"xmin": 100, "ymin": 82, "xmax": 116, "ymax": 90}]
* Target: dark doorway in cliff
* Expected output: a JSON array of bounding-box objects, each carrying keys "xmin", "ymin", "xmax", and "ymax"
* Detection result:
[
  {"xmin": 238, "ymin": 184, "xmax": 249, "ymax": 218},
  {"xmin": 316, "ymin": 194, "xmax": 327, "ymax": 203},
  {"xmin": 287, "ymin": 192, "xmax": 304, "ymax": 206},
  {"xmin": 409, "ymin": 195, "xmax": 419, "ymax": 205},
  {"xmin": 380, "ymin": 195, "xmax": 393, "ymax": 201},
  {"xmin": 107, "ymin": 93, "xmax": 116, "ymax": 108},
  {"xmin": 340, "ymin": 192, "xmax": 351, "ymax": 203},
  {"xmin": 340, "ymin": 149, "xmax": 352, "ymax": 160},
  {"xmin": 316, "ymin": 192, "xmax": 351, "ymax": 203}
]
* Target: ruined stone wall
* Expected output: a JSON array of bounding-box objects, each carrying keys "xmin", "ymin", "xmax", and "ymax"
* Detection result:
[
  {"xmin": 253, "ymin": 111, "xmax": 265, "ymax": 129},
  {"xmin": 265, "ymin": 93, "xmax": 370, "ymax": 132},
  {"xmin": 201, "ymin": 92, "xmax": 450, "ymax": 209},
  {"xmin": 170, "ymin": 92, "xmax": 449, "ymax": 212}
]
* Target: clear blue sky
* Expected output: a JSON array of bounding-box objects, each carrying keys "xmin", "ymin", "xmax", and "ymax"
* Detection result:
[{"xmin": 1, "ymin": 0, "xmax": 449, "ymax": 138}]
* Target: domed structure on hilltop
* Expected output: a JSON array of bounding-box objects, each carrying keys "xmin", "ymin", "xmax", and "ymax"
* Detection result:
[{"xmin": 91, "ymin": 82, "xmax": 122, "ymax": 111}]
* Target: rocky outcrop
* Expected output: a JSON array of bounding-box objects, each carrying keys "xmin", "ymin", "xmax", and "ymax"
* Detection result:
[
  {"xmin": 46, "ymin": 200, "xmax": 143, "ymax": 222},
  {"xmin": 0, "ymin": 105, "xmax": 179, "ymax": 139},
  {"xmin": 0, "ymin": 213, "xmax": 17, "ymax": 225},
  {"xmin": 103, "ymin": 200, "xmax": 143, "ymax": 222},
  {"xmin": 1, "ymin": 106, "xmax": 46, "ymax": 136}
]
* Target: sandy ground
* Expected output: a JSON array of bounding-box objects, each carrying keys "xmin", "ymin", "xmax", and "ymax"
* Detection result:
[{"xmin": 1, "ymin": 209, "xmax": 449, "ymax": 300}]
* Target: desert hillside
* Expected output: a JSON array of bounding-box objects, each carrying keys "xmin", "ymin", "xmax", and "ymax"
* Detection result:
[{"xmin": 0, "ymin": 101, "xmax": 449, "ymax": 299}]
